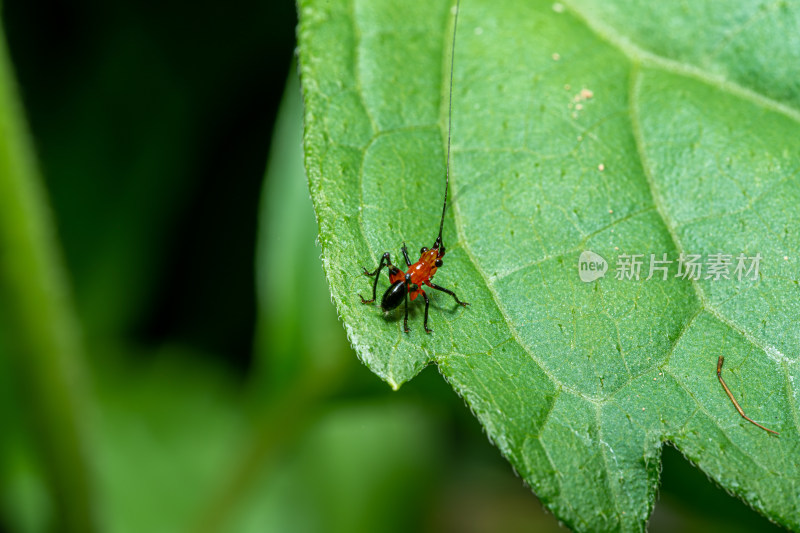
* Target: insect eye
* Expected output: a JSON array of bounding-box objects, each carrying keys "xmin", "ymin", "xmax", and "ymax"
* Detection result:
[
  {"xmin": 435, "ymin": 259, "xmax": 443, "ymax": 267},
  {"xmin": 420, "ymin": 246, "xmax": 428, "ymax": 255}
]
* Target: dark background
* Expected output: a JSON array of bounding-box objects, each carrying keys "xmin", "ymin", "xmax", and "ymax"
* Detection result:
[
  {"xmin": 4, "ymin": 0, "xmax": 296, "ymax": 370},
  {"xmin": 0, "ymin": 0, "xmax": 786, "ymax": 531}
]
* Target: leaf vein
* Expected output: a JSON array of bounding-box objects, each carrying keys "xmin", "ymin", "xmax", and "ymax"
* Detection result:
[{"xmin": 562, "ymin": 0, "xmax": 800, "ymax": 124}]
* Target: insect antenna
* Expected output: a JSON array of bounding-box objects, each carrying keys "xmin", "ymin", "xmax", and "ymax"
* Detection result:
[{"xmin": 435, "ymin": 0, "xmax": 460, "ymax": 252}]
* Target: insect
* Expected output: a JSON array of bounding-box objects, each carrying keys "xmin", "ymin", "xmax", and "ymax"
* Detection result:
[
  {"xmin": 717, "ymin": 356, "xmax": 779, "ymax": 436},
  {"xmin": 359, "ymin": 0, "xmax": 468, "ymax": 333}
]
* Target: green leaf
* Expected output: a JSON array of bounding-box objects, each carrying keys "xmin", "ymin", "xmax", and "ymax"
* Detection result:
[
  {"xmin": 93, "ymin": 348, "xmax": 246, "ymax": 533},
  {"xmin": 222, "ymin": 401, "xmax": 445, "ymax": 533},
  {"xmin": 297, "ymin": 0, "xmax": 800, "ymax": 530},
  {"xmin": 254, "ymin": 67, "xmax": 348, "ymax": 390}
]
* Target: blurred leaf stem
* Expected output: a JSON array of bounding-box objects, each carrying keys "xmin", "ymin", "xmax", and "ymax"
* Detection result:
[
  {"xmin": 190, "ymin": 66, "xmax": 351, "ymax": 533},
  {"xmin": 191, "ymin": 365, "xmax": 347, "ymax": 533},
  {"xmin": 0, "ymin": 23, "xmax": 97, "ymax": 533}
]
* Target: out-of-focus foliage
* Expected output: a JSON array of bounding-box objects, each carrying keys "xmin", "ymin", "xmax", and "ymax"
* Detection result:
[{"xmin": 0, "ymin": 0, "xmax": 790, "ymax": 532}]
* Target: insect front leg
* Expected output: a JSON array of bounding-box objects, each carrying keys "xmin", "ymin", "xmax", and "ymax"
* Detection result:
[
  {"xmin": 427, "ymin": 281, "xmax": 469, "ymax": 307},
  {"xmin": 361, "ymin": 251, "xmax": 391, "ymax": 277},
  {"xmin": 360, "ymin": 252, "xmax": 392, "ymax": 304},
  {"xmin": 401, "ymin": 242, "xmax": 412, "ymax": 267}
]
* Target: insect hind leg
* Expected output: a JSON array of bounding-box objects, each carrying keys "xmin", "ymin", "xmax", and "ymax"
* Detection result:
[
  {"xmin": 360, "ymin": 252, "xmax": 392, "ymax": 304},
  {"xmin": 421, "ymin": 290, "xmax": 433, "ymax": 333},
  {"xmin": 403, "ymin": 274, "xmax": 411, "ymax": 333},
  {"xmin": 427, "ymin": 281, "xmax": 469, "ymax": 307}
]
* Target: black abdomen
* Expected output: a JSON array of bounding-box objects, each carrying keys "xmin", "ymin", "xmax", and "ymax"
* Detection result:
[{"xmin": 381, "ymin": 281, "xmax": 406, "ymax": 311}]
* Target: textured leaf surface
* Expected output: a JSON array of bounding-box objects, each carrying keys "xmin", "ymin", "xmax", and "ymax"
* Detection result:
[{"xmin": 297, "ymin": 0, "xmax": 800, "ymax": 530}]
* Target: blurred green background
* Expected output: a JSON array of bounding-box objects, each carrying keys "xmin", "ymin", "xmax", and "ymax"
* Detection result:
[{"xmin": 0, "ymin": 0, "xmax": 786, "ymax": 532}]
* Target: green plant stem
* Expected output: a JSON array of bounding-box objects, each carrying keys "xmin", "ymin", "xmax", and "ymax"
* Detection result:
[
  {"xmin": 0, "ymin": 24, "xmax": 98, "ymax": 533},
  {"xmin": 189, "ymin": 364, "xmax": 346, "ymax": 533}
]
